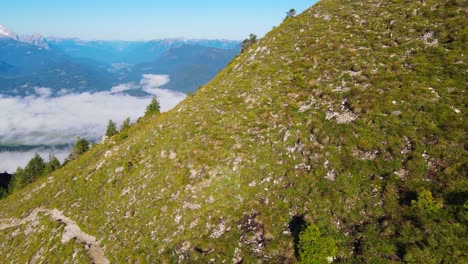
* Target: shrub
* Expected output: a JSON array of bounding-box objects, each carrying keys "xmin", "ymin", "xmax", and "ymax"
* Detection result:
[
  {"xmin": 412, "ymin": 189, "xmax": 442, "ymax": 213},
  {"xmin": 298, "ymin": 224, "xmax": 337, "ymax": 264}
]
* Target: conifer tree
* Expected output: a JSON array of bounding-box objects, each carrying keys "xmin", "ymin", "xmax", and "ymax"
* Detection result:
[
  {"xmin": 0, "ymin": 187, "xmax": 7, "ymax": 199},
  {"xmin": 44, "ymin": 154, "xmax": 61, "ymax": 175},
  {"xmin": 105, "ymin": 120, "xmax": 118, "ymax": 137},
  {"xmin": 6, "ymin": 154, "xmax": 59, "ymax": 194},
  {"xmin": 120, "ymin": 117, "xmax": 131, "ymax": 131},
  {"xmin": 67, "ymin": 137, "xmax": 90, "ymax": 161},
  {"xmin": 23, "ymin": 153, "xmax": 46, "ymax": 185},
  {"xmin": 145, "ymin": 97, "xmax": 161, "ymax": 116},
  {"xmin": 285, "ymin": 9, "xmax": 296, "ymax": 19},
  {"xmin": 9, "ymin": 153, "xmax": 46, "ymax": 192},
  {"xmin": 9, "ymin": 167, "xmax": 25, "ymax": 192},
  {"xmin": 241, "ymin": 34, "xmax": 258, "ymax": 52}
]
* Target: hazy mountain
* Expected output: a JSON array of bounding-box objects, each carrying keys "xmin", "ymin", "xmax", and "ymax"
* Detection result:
[
  {"xmin": 48, "ymin": 38, "xmax": 240, "ymax": 65},
  {"xmin": 0, "ymin": 37, "xmax": 65, "ymax": 71},
  {"xmin": 0, "ymin": 45, "xmax": 116, "ymax": 95},
  {"xmin": 0, "ymin": 61, "xmax": 16, "ymax": 74},
  {"xmin": 0, "ymin": 24, "xmax": 19, "ymax": 40},
  {"xmin": 0, "ymin": 26, "xmax": 116, "ymax": 95},
  {"xmin": 0, "ymin": 25, "xmax": 50, "ymax": 49},
  {"xmin": 132, "ymin": 44, "xmax": 241, "ymax": 92},
  {"xmin": 1, "ymin": 1, "xmax": 465, "ymax": 262},
  {"xmin": 18, "ymin": 34, "xmax": 50, "ymax": 49},
  {"xmin": 0, "ymin": 24, "xmax": 240, "ymax": 95}
]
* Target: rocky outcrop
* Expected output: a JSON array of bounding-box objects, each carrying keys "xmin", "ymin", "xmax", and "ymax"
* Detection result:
[{"xmin": 0, "ymin": 208, "xmax": 108, "ymax": 264}]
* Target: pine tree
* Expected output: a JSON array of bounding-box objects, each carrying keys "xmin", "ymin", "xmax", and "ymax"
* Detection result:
[
  {"xmin": 145, "ymin": 97, "xmax": 161, "ymax": 116},
  {"xmin": 285, "ymin": 9, "xmax": 296, "ymax": 19},
  {"xmin": 23, "ymin": 153, "xmax": 46, "ymax": 185},
  {"xmin": 6, "ymin": 153, "xmax": 57, "ymax": 194},
  {"xmin": 8, "ymin": 153, "xmax": 46, "ymax": 192},
  {"xmin": 0, "ymin": 187, "xmax": 7, "ymax": 199},
  {"xmin": 68, "ymin": 137, "xmax": 90, "ymax": 161},
  {"xmin": 120, "ymin": 117, "xmax": 131, "ymax": 131},
  {"xmin": 9, "ymin": 167, "xmax": 25, "ymax": 192},
  {"xmin": 241, "ymin": 34, "xmax": 258, "ymax": 52},
  {"xmin": 106, "ymin": 120, "xmax": 118, "ymax": 137},
  {"xmin": 44, "ymin": 154, "xmax": 61, "ymax": 175}
]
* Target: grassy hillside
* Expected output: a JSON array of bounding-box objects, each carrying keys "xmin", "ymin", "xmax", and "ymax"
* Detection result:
[{"xmin": 0, "ymin": 0, "xmax": 466, "ymax": 263}]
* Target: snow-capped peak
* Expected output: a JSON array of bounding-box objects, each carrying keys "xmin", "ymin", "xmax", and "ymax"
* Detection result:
[
  {"xmin": 19, "ymin": 34, "xmax": 50, "ymax": 49},
  {"xmin": 0, "ymin": 24, "xmax": 50, "ymax": 49},
  {"xmin": 0, "ymin": 24, "xmax": 19, "ymax": 40}
]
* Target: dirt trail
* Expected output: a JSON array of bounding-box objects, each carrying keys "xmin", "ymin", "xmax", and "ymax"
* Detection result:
[{"xmin": 0, "ymin": 208, "xmax": 109, "ymax": 264}]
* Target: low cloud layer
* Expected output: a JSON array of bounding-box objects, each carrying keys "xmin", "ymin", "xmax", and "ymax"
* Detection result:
[
  {"xmin": 110, "ymin": 83, "xmax": 137, "ymax": 93},
  {"xmin": 0, "ymin": 74, "xmax": 186, "ymax": 172},
  {"xmin": 0, "ymin": 148, "xmax": 70, "ymax": 173},
  {"xmin": 140, "ymin": 74, "xmax": 170, "ymax": 89}
]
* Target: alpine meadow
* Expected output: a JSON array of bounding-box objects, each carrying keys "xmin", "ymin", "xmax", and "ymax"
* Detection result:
[{"xmin": 0, "ymin": 0, "xmax": 466, "ymax": 263}]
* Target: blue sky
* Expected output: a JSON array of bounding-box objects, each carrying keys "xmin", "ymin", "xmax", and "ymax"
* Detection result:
[{"xmin": 0, "ymin": 0, "xmax": 318, "ymax": 40}]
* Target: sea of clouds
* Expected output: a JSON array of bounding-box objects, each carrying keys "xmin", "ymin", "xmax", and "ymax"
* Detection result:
[{"xmin": 0, "ymin": 74, "xmax": 186, "ymax": 173}]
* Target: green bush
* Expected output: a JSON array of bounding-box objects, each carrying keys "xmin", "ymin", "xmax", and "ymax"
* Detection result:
[
  {"xmin": 412, "ymin": 189, "xmax": 442, "ymax": 213},
  {"xmin": 298, "ymin": 224, "xmax": 337, "ymax": 264}
]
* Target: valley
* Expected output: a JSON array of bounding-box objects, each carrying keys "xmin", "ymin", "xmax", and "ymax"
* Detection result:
[{"xmin": 0, "ymin": 25, "xmax": 240, "ymax": 172}]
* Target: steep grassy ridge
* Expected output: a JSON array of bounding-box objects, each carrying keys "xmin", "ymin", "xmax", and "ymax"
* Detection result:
[{"xmin": 0, "ymin": 0, "xmax": 466, "ymax": 263}]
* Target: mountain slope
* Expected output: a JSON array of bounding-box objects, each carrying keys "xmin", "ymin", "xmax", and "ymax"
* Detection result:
[
  {"xmin": 0, "ymin": 38, "xmax": 65, "ymax": 71},
  {"xmin": 18, "ymin": 34, "xmax": 50, "ymax": 49},
  {"xmin": 48, "ymin": 38, "xmax": 240, "ymax": 65},
  {"xmin": 0, "ymin": 61, "xmax": 16, "ymax": 74},
  {"xmin": 0, "ymin": 24, "xmax": 19, "ymax": 40},
  {"xmin": 0, "ymin": 37, "xmax": 116, "ymax": 95},
  {"xmin": 0, "ymin": 0, "xmax": 466, "ymax": 263}
]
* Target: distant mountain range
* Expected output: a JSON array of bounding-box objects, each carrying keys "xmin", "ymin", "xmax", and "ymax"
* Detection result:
[
  {"xmin": 0, "ymin": 24, "xmax": 50, "ymax": 49},
  {"xmin": 0, "ymin": 24, "xmax": 240, "ymax": 95},
  {"xmin": 48, "ymin": 37, "xmax": 240, "ymax": 65},
  {"xmin": 132, "ymin": 44, "xmax": 240, "ymax": 93},
  {"xmin": 0, "ymin": 61, "xmax": 15, "ymax": 74}
]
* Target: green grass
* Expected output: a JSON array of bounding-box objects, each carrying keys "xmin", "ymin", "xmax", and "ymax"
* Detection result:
[{"xmin": 0, "ymin": 0, "xmax": 467, "ymax": 262}]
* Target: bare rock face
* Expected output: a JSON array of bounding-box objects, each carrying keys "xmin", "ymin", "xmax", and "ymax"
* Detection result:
[
  {"xmin": 237, "ymin": 213, "xmax": 265, "ymax": 256},
  {"xmin": 232, "ymin": 247, "xmax": 243, "ymax": 263},
  {"xmin": 0, "ymin": 208, "xmax": 109, "ymax": 264},
  {"xmin": 173, "ymin": 240, "xmax": 192, "ymax": 262}
]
